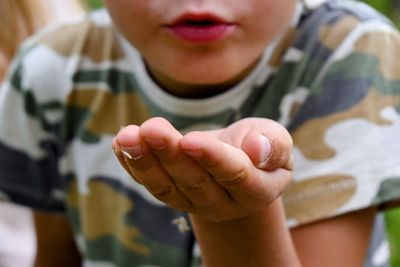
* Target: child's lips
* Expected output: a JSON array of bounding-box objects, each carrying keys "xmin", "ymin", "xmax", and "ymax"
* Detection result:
[{"xmin": 165, "ymin": 13, "xmax": 237, "ymax": 43}]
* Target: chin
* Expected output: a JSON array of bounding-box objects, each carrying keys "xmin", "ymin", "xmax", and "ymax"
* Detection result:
[
  {"xmin": 147, "ymin": 54, "xmax": 256, "ymax": 91},
  {"xmin": 172, "ymin": 65, "xmax": 245, "ymax": 84},
  {"xmin": 166, "ymin": 55, "xmax": 258, "ymax": 87}
]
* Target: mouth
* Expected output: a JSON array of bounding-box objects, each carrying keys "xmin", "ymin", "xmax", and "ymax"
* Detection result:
[
  {"xmin": 165, "ymin": 13, "xmax": 236, "ymax": 43},
  {"xmin": 180, "ymin": 19, "xmax": 222, "ymax": 27}
]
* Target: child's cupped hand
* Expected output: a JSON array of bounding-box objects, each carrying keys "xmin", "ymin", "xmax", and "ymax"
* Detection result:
[{"xmin": 112, "ymin": 117, "xmax": 293, "ymax": 222}]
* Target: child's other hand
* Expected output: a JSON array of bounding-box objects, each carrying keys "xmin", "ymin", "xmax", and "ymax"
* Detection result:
[{"xmin": 112, "ymin": 117, "xmax": 292, "ymax": 222}]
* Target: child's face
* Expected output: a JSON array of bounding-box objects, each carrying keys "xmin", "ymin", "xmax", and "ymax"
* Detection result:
[{"xmin": 105, "ymin": 0, "xmax": 296, "ymax": 95}]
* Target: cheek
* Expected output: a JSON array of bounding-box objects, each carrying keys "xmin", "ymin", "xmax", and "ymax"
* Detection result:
[
  {"xmin": 105, "ymin": 0, "xmax": 153, "ymax": 25},
  {"xmin": 242, "ymin": 0, "xmax": 296, "ymax": 39},
  {"xmin": 105, "ymin": 1, "xmax": 155, "ymax": 45}
]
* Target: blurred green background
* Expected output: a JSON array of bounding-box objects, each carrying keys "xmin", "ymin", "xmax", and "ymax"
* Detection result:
[
  {"xmin": 364, "ymin": 0, "xmax": 400, "ymax": 26},
  {"xmin": 85, "ymin": 0, "xmax": 400, "ymax": 266},
  {"xmin": 86, "ymin": 0, "xmax": 103, "ymax": 10}
]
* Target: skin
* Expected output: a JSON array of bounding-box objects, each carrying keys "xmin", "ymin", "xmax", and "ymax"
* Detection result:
[
  {"xmin": 114, "ymin": 118, "xmax": 294, "ymax": 221},
  {"xmin": 110, "ymin": 118, "xmax": 375, "ymax": 267},
  {"xmin": 104, "ymin": 0, "xmax": 296, "ymax": 97},
  {"xmin": 33, "ymin": 0, "xmax": 377, "ymax": 266},
  {"xmin": 33, "ymin": 212, "xmax": 82, "ymax": 267}
]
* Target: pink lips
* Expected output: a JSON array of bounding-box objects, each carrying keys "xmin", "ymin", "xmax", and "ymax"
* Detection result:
[{"xmin": 165, "ymin": 13, "xmax": 236, "ymax": 43}]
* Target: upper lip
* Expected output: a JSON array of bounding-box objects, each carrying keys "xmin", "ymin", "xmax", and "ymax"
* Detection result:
[{"xmin": 166, "ymin": 13, "xmax": 234, "ymax": 26}]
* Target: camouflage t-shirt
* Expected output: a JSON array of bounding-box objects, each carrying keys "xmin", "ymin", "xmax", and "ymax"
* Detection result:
[{"xmin": 0, "ymin": 1, "xmax": 399, "ymax": 266}]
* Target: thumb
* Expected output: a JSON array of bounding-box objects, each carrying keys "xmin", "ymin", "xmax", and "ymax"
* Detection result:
[{"xmin": 241, "ymin": 128, "xmax": 293, "ymax": 172}]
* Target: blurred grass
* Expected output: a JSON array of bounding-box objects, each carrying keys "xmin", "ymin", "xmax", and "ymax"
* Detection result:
[
  {"xmin": 86, "ymin": 0, "xmax": 103, "ymax": 10},
  {"xmin": 363, "ymin": 0, "xmax": 400, "ymax": 27},
  {"xmin": 386, "ymin": 208, "xmax": 400, "ymax": 267}
]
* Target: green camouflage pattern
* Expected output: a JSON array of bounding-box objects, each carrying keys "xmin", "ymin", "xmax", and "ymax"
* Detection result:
[{"xmin": 0, "ymin": 1, "xmax": 399, "ymax": 266}]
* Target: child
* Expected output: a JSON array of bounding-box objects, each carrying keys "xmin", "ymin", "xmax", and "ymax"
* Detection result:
[{"xmin": 0, "ymin": 0, "xmax": 399, "ymax": 266}]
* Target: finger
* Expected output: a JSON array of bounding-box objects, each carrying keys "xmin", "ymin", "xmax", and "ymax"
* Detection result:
[
  {"xmin": 181, "ymin": 132, "xmax": 292, "ymax": 207},
  {"xmin": 112, "ymin": 137, "xmax": 136, "ymax": 180},
  {"xmin": 115, "ymin": 125, "xmax": 193, "ymax": 211},
  {"xmin": 140, "ymin": 118, "xmax": 233, "ymax": 212},
  {"xmin": 240, "ymin": 129, "xmax": 293, "ymax": 171},
  {"xmin": 221, "ymin": 118, "xmax": 293, "ymax": 171}
]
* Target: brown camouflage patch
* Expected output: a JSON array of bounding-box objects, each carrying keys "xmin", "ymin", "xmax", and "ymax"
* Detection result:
[
  {"xmin": 40, "ymin": 20, "xmax": 123, "ymax": 63},
  {"xmin": 67, "ymin": 179, "xmax": 150, "ymax": 255},
  {"xmin": 292, "ymin": 89, "xmax": 399, "ymax": 160},
  {"xmin": 67, "ymin": 89, "xmax": 151, "ymax": 135},
  {"xmin": 289, "ymin": 102, "xmax": 303, "ymax": 121},
  {"xmin": 269, "ymin": 27, "xmax": 297, "ymax": 67},
  {"xmin": 283, "ymin": 174, "xmax": 356, "ymax": 223},
  {"xmin": 355, "ymin": 31, "xmax": 400, "ymax": 80},
  {"xmin": 319, "ymin": 16, "xmax": 360, "ymax": 50}
]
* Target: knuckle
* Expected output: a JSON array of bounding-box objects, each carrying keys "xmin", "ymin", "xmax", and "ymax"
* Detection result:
[
  {"xmin": 218, "ymin": 164, "xmax": 249, "ymax": 186},
  {"xmin": 175, "ymin": 178, "xmax": 207, "ymax": 193},
  {"xmin": 148, "ymin": 185, "xmax": 176, "ymax": 201}
]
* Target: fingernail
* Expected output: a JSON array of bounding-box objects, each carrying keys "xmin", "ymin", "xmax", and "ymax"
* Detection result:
[
  {"xmin": 258, "ymin": 135, "xmax": 271, "ymax": 167},
  {"xmin": 113, "ymin": 145, "xmax": 120, "ymax": 155},
  {"xmin": 121, "ymin": 145, "xmax": 142, "ymax": 160}
]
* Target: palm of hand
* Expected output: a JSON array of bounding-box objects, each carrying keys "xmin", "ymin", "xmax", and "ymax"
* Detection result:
[{"xmin": 113, "ymin": 117, "xmax": 292, "ymax": 222}]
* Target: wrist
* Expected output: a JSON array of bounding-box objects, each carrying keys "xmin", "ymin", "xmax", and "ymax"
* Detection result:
[
  {"xmin": 189, "ymin": 198, "xmax": 300, "ymax": 267},
  {"xmin": 189, "ymin": 197, "xmax": 285, "ymax": 228}
]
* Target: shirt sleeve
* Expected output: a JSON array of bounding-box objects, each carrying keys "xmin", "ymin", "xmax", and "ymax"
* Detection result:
[
  {"xmin": 284, "ymin": 18, "xmax": 400, "ymax": 227},
  {"xmin": 0, "ymin": 46, "xmax": 66, "ymax": 213}
]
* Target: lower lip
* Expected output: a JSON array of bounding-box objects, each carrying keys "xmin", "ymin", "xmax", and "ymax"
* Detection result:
[{"xmin": 166, "ymin": 24, "xmax": 236, "ymax": 43}]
